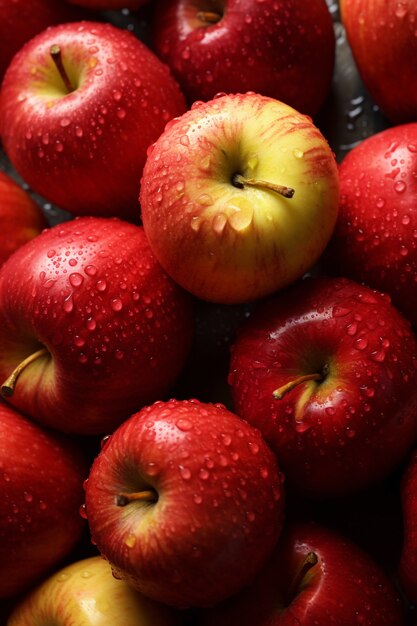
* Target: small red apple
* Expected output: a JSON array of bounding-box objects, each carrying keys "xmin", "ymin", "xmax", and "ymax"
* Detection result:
[
  {"xmin": 84, "ymin": 398, "xmax": 285, "ymax": 608},
  {"xmin": 229, "ymin": 276, "xmax": 417, "ymax": 497}
]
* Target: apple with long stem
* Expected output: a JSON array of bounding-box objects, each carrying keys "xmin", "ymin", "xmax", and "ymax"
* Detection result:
[
  {"xmin": 0, "ymin": 217, "xmax": 193, "ymax": 435},
  {"xmin": 0, "ymin": 21, "xmax": 186, "ymax": 221},
  {"xmin": 84, "ymin": 398, "xmax": 285, "ymax": 608},
  {"xmin": 151, "ymin": 0, "xmax": 335, "ymax": 116},
  {"xmin": 140, "ymin": 92, "xmax": 340, "ymax": 304},
  {"xmin": 229, "ymin": 276, "xmax": 417, "ymax": 498},
  {"xmin": 0, "ymin": 400, "xmax": 87, "ymax": 599}
]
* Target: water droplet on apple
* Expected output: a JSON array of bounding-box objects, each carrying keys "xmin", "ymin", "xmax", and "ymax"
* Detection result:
[
  {"xmin": 63, "ymin": 294, "xmax": 74, "ymax": 313},
  {"xmin": 57, "ymin": 573, "xmax": 70, "ymax": 583},
  {"xmin": 193, "ymin": 493, "xmax": 203, "ymax": 504},
  {"xmin": 69, "ymin": 273, "xmax": 84, "ymax": 288},
  {"xmin": 295, "ymin": 420, "xmax": 312, "ymax": 433},
  {"xmin": 81, "ymin": 569, "xmax": 93, "ymax": 578},
  {"xmin": 125, "ymin": 534, "xmax": 137, "ymax": 548},
  {"xmin": 79, "ymin": 504, "xmax": 88, "ymax": 519},
  {"xmin": 176, "ymin": 418, "xmax": 193, "ymax": 432},
  {"xmin": 293, "ymin": 148, "xmax": 304, "ymax": 159},
  {"xmin": 60, "ymin": 118, "xmax": 71, "ymax": 128},
  {"xmin": 394, "ymin": 180, "xmax": 407, "ymax": 193},
  {"xmin": 111, "ymin": 298, "xmax": 123, "ymax": 312},
  {"xmin": 96, "ymin": 279, "xmax": 107, "ymax": 292},
  {"xmin": 86, "ymin": 317, "xmax": 97, "ymax": 331},
  {"xmin": 178, "ymin": 465, "xmax": 192, "ymax": 480},
  {"xmin": 180, "ymin": 134, "xmax": 190, "ymax": 147},
  {"xmin": 85, "ymin": 264, "xmax": 98, "ymax": 276}
]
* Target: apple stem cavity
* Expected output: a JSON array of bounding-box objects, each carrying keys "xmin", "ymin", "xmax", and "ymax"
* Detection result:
[
  {"xmin": 273, "ymin": 372, "xmax": 323, "ymax": 400},
  {"xmin": 50, "ymin": 44, "xmax": 75, "ymax": 94},
  {"xmin": 115, "ymin": 489, "xmax": 158, "ymax": 507},
  {"xmin": 197, "ymin": 10, "xmax": 222, "ymax": 24},
  {"xmin": 232, "ymin": 173, "xmax": 295, "ymax": 199},
  {"xmin": 1, "ymin": 347, "xmax": 49, "ymax": 398},
  {"xmin": 287, "ymin": 551, "xmax": 319, "ymax": 603}
]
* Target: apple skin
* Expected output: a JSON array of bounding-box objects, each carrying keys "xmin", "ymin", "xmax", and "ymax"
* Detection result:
[
  {"xmin": 84, "ymin": 398, "xmax": 285, "ymax": 608},
  {"xmin": 0, "ymin": 171, "xmax": 47, "ymax": 267},
  {"xmin": 340, "ymin": 0, "xmax": 417, "ymax": 124},
  {"xmin": 7, "ymin": 555, "xmax": 182, "ymax": 626},
  {"xmin": 0, "ymin": 217, "xmax": 193, "ymax": 435},
  {"xmin": 151, "ymin": 0, "xmax": 335, "ymax": 117},
  {"xmin": 0, "ymin": 400, "xmax": 87, "ymax": 599},
  {"xmin": 399, "ymin": 450, "xmax": 417, "ymax": 605},
  {"xmin": 140, "ymin": 92, "xmax": 340, "ymax": 304},
  {"xmin": 0, "ymin": 21, "xmax": 186, "ymax": 221},
  {"xmin": 228, "ymin": 276, "xmax": 417, "ymax": 498},
  {"xmin": 324, "ymin": 123, "xmax": 417, "ymax": 328},
  {"xmin": 201, "ymin": 521, "xmax": 406, "ymax": 626}
]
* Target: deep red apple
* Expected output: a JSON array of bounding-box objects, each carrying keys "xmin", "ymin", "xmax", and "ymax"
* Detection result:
[
  {"xmin": 0, "ymin": 21, "xmax": 186, "ymax": 221},
  {"xmin": 0, "ymin": 400, "xmax": 87, "ymax": 599},
  {"xmin": 84, "ymin": 398, "xmax": 285, "ymax": 608},
  {"xmin": 399, "ymin": 450, "xmax": 417, "ymax": 605},
  {"xmin": 201, "ymin": 521, "xmax": 406, "ymax": 625},
  {"xmin": 324, "ymin": 123, "xmax": 417, "ymax": 328},
  {"xmin": 229, "ymin": 276, "xmax": 417, "ymax": 498},
  {"xmin": 341, "ymin": 0, "xmax": 417, "ymax": 124},
  {"xmin": 0, "ymin": 171, "xmax": 47, "ymax": 267},
  {"xmin": 0, "ymin": 217, "xmax": 193, "ymax": 435},
  {"xmin": 151, "ymin": 0, "xmax": 335, "ymax": 116}
]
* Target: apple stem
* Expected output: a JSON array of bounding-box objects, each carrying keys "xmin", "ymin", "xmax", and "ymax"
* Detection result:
[
  {"xmin": 50, "ymin": 44, "xmax": 74, "ymax": 94},
  {"xmin": 115, "ymin": 490, "xmax": 158, "ymax": 507},
  {"xmin": 232, "ymin": 173, "xmax": 295, "ymax": 199},
  {"xmin": 197, "ymin": 10, "xmax": 222, "ymax": 24},
  {"xmin": 287, "ymin": 551, "xmax": 319, "ymax": 602},
  {"xmin": 1, "ymin": 348, "xmax": 49, "ymax": 398},
  {"xmin": 273, "ymin": 373, "xmax": 322, "ymax": 400}
]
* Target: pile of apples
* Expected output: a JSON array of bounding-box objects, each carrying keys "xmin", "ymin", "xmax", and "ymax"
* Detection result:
[{"xmin": 1, "ymin": 0, "xmax": 417, "ymax": 624}]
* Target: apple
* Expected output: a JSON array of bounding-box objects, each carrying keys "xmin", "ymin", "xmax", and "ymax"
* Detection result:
[
  {"xmin": 201, "ymin": 521, "xmax": 406, "ymax": 625},
  {"xmin": 140, "ymin": 92, "xmax": 340, "ymax": 304},
  {"xmin": 0, "ymin": 171, "xmax": 47, "ymax": 267},
  {"xmin": 341, "ymin": 0, "xmax": 417, "ymax": 124},
  {"xmin": 0, "ymin": 0, "xmax": 89, "ymax": 81},
  {"xmin": 84, "ymin": 398, "xmax": 285, "ymax": 608},
  {"xmin": 0, "ymin": 217, "xmax": 193, "ymax": 435},
  {"xmin": 399, "ymin": 450, "xmax": 417, "ymax": 605},
  {"xmin": 0, "ymin": 400, "xmax": 87, "ymax": 599},
  {"xmin": 324, "ymin": 122, "xmax": 417, "ymax": 328},
  {"xmin": 151, "ymin": 0, "xmax": 335, "ymax": 117},
  {"xmin": 7, "ymin": 555, "xmax": 182, "ymax": 626},
  {"xmin": 0, "ymin": 21, "xmax": 186, "ymax": 221},
  {"xmin": 228, "ymin": 276, "xmax": 417, "ymax": 498}
]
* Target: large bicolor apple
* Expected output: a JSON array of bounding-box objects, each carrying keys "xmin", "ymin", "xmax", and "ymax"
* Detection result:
[
  {"xmin": 0, "ymin": 21, "xmax": 186, "ymax": 221},
  {"xmin": 85, "ymin": 398, "xmax": 285, "ymax": 608},
  {"xmin": 229, "ymin": 276, "xmax": 417, "ymax": 497},
  {"xmin": 152, "ymin": 0, "xmax": 335, "ymax": 117},
  {"xmin": 0, "ymin": 217, "xmax": 193, "ymax": 435},
  {"xmin": 140, "ymin": 92, "xmax": 340, "ymax": 304}
]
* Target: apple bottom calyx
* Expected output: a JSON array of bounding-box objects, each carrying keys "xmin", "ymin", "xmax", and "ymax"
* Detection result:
[
  {"xmin": 1, "ymin": 347, "xmax": 49, "ymax": 397},
  {"xmin": 115, "ymin": 489, "xmax": 158, "ymax": 507},
  {"xmin": 232, "ymin": 173, "xmax": 295, "ymax": 199},
  {"xmin": 273, "ymin": 363, "xmax": 330, "ymax": 400}
]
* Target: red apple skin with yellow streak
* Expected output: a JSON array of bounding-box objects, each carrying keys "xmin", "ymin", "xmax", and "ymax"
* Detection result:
[
  {"xmin": 0, "ymin": 401, "xmax": 87, "ymax": 599},
  {"xmin": 0, "ymin": 171, "xmax": 47, "ymax": 267},
  {"xmin": 229, "ymin": 276, "xmax": 417, "ymax": 498}
]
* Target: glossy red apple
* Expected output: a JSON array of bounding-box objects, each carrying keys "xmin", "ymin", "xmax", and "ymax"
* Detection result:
[
  {"xmin": 140, "ymin": 92, "xmax": 339, "ymax": 304},
  {"xmin": 0, "ymin": 217, "xmax": 193, "ymax": 435},
  {"xmin": 0, "ymin": 171, "xmax": 47, "ymax": 267},
  {"xmin": 324, "ymin": 123, "xmax": 417, "ymax": 328},
  {"xmin": 399, "ymin": 450, "xmax": 417, "ymax": 605},
  {"xmin": 229, "ymin": 276, "xmax": 417, "ymax": 498},
  {"xmin": 201, "ymin": 521, "xmax": 406, "ymax": 625},
  {"xmin": 152, "ymin": 0, "xmax": 335, "ymax": 116},
  {"xmin": 0, "ymin": 400, "xmax": 87, "ymax": 599},
  {"xmin": 84, "ymin": 398, "xmax": 285, "ymax": 608},
  {"xmin": 341, "ymin": 0, "xmax": 417, "ymax": 123},
  {"xmin": 0, "ymin": 21, "xmax": 186, "ymax": 221}
]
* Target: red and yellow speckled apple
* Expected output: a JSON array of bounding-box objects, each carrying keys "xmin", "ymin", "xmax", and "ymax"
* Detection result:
[
  {"xmin": 0, "ymin": 217, "xmax": 193, "ymax": 435},
  {"xmin": 0, "ymin": 21, "xmax": 186, "ymax": 221},
  {"xmin": 0, "ymin": 401, "xmax": 87, "ymax": 599},
  {"xmin": 0, "ymin": 171, "xmax": 47, "ymax": 267},
  {"xmin": 140, "ymin": 93, "xmax": 340, "ymax": 305},
  {"xmin": 229, "ymin": 276, "xmax": 417, "ymax": 498},
  {"xmin": 84, "ymin": 398, "xmax": 285, "ymax": 609},
  {"xmin": 399, "ymin": 450, "xmax": 417, "ymax": 605},
  {"xmin": 7, "ymin": 556, "xmax": 181, "ymax": 626},
  {"xmin": 152, "ymin": 0, "xmax": 335, "ymax": 117}
]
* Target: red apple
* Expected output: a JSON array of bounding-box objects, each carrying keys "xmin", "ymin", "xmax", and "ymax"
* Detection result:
[
  {"xmin": 201, "ymin": 521, "xmax": 406, "ymax": 625},
  {"xmin": 399, "ymin": 450, "xmax": 417, "ymax": 605},
  {"xmin": 140, "ymin": 92, "xmax": 339, "ymax": 304},
  {"xmin": 0, "ymin": 0, "xmax": 89, "ymax": 81},
  {"xmin": 0, "ymin": 171, "xmax": 47, "ymax": 267},
  {"xmin": 7, "ymin": 555, "xmax": 181, "ymax": 626},
  {"xmin": 0, "ymin": 217, "xmax": 193, "ymax": 435},
  {"xmin": 341, "ymin": 0, "xmax": 417, "ymax": 124},
  {"xmin": 0, "ymin": 400, "xmax": 87, "ymax": 599},
  {"xmin": 229, "ymin": 276, "xmax": 417, "ymax": 498},
  {"xmin": 84, "ymin": 398, "xmax": 285, "ymax": 608},
  {"xmin": 324, "ymin": 123, "xmax": 417, "ymax": 328},
  {"xmin": 0, "ymin": 21, "xmax": 186, "ymax": 221},
  {"xmin": 151, "ymin": 0, "xmax": 335, "ymax": 117}
]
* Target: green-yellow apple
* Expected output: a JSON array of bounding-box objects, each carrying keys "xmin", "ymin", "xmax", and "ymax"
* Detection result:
[
  {"xmin": 140, "ymin": 92, "xmax": 340, "ymax": 304},
  {"xmin": 0, "ymin": 21, "xmax": 186, "ymax": 221},
  {"xmin": 7, "ymin": 556, "xmax": 182, "ymax": 626}
]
